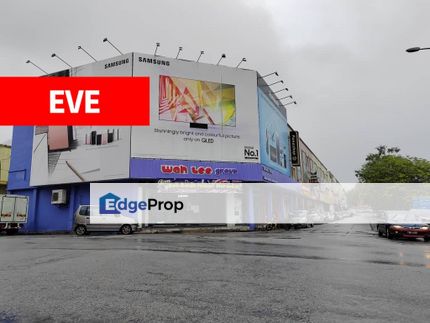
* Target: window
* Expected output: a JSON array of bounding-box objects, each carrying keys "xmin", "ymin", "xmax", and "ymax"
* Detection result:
[{"xmin": 79, "ymin": 206, "xmax": 89, "ymax": 216}]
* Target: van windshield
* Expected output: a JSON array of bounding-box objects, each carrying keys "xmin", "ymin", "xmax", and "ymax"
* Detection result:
[{"xmin": 79, "ymin": 206, "xmax": 90, "ymax": 216}]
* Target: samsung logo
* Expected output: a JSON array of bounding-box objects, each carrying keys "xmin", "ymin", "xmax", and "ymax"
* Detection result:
[
  {"xmin": 138, "ymin": 56, "xmax": 170, "ymax": 66},
  {"xmin": 104, "ymin": 58, "xmax": 129, "ymax": 69}
]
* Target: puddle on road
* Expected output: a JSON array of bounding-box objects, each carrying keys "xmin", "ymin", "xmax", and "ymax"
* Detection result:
[
  {"xmin": 0, "ymin": 312, "xmax": 17, "ymax": 323},
  {"xmin": 365, "ymin": 259, "xmax": 425, "ymax": 268}
]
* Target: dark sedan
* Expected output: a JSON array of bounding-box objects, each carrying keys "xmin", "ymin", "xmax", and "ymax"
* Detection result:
[{"xmin": 377, "ymin": 223, "xmax": 430, "ymax": 241}]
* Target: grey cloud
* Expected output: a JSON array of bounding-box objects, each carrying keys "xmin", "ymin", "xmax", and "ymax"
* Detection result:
[{"xmin": 1, "ymin": 0, "xmax": 429, "ymax": 181}]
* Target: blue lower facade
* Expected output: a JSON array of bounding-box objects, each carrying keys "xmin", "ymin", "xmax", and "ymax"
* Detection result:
[
  {"xmin": 10, "ymin": 184, "xmax": 90, "ymax": 233},
  {"xmin": 8, "ymin": 126, "xmax": 295, "ymax": 233}
]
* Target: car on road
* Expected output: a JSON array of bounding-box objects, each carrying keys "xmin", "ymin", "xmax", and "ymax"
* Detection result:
[
  {"xmin": 307, "ymin": 210, "xmax": 322, "ymax": 224},
  {"xmin": 74, "ymin": 205, "xmax": 139, "ymax": 236},
  {"xmin": 289, "ymin": 210, "xmax": 313, "ymax": 229},
  {"xmin": 377, "ymin": 223, "xmax": 430, "ymax": 241}
]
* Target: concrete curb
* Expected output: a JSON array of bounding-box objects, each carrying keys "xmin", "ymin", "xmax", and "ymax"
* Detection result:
[{"xmin": 136, "ymin": 225, "xmax": 251, "ymax": 234}]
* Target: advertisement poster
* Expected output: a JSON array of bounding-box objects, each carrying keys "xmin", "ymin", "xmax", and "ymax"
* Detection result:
[
  {"xmin": 131, "ymin": 53, "xmax": 260, "ymax": 163},
  {"xmin": 30, "ymin": 55, "xmax": 133, "ymax": 186},
  {"xmin": 130, "ymin": 158, "xmax": 262, "ymax": 181},
  {"xmin": 258, "ymin": 89, "xmax": 290, "ymax": 176},
  {"xmin": 30, "ymin": 126, "xmax": 131, "ymax": 185}
]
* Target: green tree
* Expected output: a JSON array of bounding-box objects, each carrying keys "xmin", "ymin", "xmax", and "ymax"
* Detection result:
[{"xmin": 355, "ymin": 146, "xmax": 430, "ymax": 183}]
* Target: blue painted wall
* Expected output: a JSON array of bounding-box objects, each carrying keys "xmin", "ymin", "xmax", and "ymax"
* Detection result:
[
  {"xmin": 9, "ymin": 184, "xmax": 89, "ymax": 233},
  {"xmin": 8, "ymin": 126, "xmax": 33, "ymax": 190},
  {"xmin": 8, "ymin": 126, "xmax": 90, "ymax": 232}
]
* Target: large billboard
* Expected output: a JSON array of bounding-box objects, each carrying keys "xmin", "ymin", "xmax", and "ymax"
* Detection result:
[
  {"xmin": 131, "ymin": 53, "xmax": 260, "ymax": 163},
  {"xmin": 30, "ymin": 53, "xmax": 262, "ymax": 185},
  {"xmin": 258, "ymin": 88, "xmax": 290, "ymax": 176},
  {"xmin": 30, "ymin": 55, "xmax": 133, "ymax": 186}
]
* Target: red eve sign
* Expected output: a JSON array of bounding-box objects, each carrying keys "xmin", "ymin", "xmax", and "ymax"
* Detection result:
[{"xmin": 0, "ymin": 77, "xmax": 150, "ymax": 125}]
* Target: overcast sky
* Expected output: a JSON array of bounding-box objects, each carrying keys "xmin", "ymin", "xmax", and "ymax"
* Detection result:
[{"xmin": 1, "ymin": 0, "xmax": 429, "ymax": 182}]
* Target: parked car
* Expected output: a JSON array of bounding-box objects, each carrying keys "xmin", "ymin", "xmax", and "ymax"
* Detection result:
[
  {"xmin": 377, "ymin": 223, "xmax": 430, "ymax": 241},
  {"xmin": 307, "ymin": 210, "xmax": 321, "ymax": 224},
  {"xmin": 74, "ymin": 205, "xmax": 138, "ymax": 236},
  {"xmin": 289, "ymin": 210, "xmax": 313, "ymax": 229}
]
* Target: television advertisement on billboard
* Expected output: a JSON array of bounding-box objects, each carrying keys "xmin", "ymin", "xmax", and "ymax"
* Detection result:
[{"xmin": 131, "ymin": 53, "xmax": 260, "ymax": 164}]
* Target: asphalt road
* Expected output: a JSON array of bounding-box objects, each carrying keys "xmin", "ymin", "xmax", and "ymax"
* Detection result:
[{"xmin": 1, "ymin": 224, "xmax": 429, "ymax": 322}]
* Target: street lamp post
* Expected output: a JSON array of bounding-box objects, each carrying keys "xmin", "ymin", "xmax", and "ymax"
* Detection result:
[
  {"xmin": 78, "ymin": 45, "xmax": 97, "ymax": 62},
  {"xmin": 176, "ymin": 46, "xmax": 183, "ymax": 59},
  {"xmin": 51, "ymin": 53, "xmax": 72, "ymax": 68},
  {"xmin": 236, "ymin": 58, "xmax": 246, "ymax": 68},
  {"xmin": 26, "ymin": 60, "xmax": 48, "ymax": 74},
  {"xmin": 406, "ymin": 47, "xmax": 430, "ymax": 53},
  {"xmin": 283, "ymin": 101, "xmax": 297, "ymax": 107},
  {"xmin": 103, "ymin": 38, "xmax": 123, "ymax": 55},
  {"xmin": 196, "ymin": 50, "xmax": 204, "ymax": 62},
  {"xmin": 216, "ymin": 54, "xmax": 226, "ymax": 66}
]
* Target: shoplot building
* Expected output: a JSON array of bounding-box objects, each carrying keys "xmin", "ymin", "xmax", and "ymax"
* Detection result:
[{"xmin": 7, "ymin": 53, "xmax": 338, "ymax": 233}]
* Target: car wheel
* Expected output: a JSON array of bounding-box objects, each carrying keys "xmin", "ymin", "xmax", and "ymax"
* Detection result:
[
  {"xmin": 5, "ymin": 229, "xmax": 18, "ymax": 235},
  {"xmin": 75, "ymin": 225, "xmax": 87, "ymax": 236},
  {"xmin": 283, "ymin": 224, "xmax": 292, "ymax": 230},
  {"xmin": 386, "ymin": 228, "xmax": 393, "ymax": 239},
  {"xmin": 120, "ymin": 224, "xmax": 132, "ymax": 235},
  {"xmin": 424, "ymin": 237, "xmax": 430, "ymax": 242},
  {"xmin": 378, "ymin": 229, "xmax": 383, "ymax": 237}
]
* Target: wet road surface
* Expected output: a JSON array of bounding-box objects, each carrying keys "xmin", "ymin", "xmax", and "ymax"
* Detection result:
[{"xmin": 0, "ymin": 224, "xmax": 429, "ymax": 322}]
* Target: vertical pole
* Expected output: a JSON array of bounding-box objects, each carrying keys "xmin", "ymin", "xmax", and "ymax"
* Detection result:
[{"xmin": 248, "ymin": 186, "xmax": 255, "ymax": 231}]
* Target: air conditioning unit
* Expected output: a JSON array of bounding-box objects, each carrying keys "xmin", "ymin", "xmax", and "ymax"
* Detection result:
[{"xmin": 51, "ymin": 189, "xmax": 67, "ymax": 205}]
